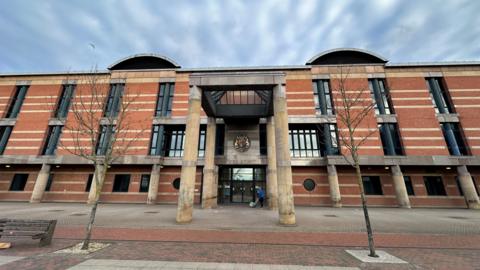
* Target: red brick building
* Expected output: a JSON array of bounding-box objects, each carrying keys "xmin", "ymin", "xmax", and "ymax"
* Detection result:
[{"xmin": 1, "ymin": 48, "xmax": 479, "ymax": 219}]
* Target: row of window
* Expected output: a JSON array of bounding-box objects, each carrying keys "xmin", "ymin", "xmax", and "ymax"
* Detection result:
[{"xmin": 8, "ymin": 173, "xmax": 182, "ymax": 193}]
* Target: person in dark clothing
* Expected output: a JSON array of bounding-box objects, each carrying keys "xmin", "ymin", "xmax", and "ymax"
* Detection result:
[{"xmin": 256, "ymin": 187, "xmax": 265, "ymax": 208}]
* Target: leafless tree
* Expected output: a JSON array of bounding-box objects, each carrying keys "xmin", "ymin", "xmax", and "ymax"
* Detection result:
[
  {"xmin": 332, "ymin": 66, "xmax": 379, "ymax": 257},
  {"xmin": 55, "ymin": 68, "xmax": 148, "ymax": 250}
]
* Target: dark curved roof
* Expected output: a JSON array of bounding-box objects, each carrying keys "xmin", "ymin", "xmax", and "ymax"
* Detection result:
[
  {"xmin": 306, "ymin": 48, "xmax": 388, "ymax": 65},
  {"xmin": 108, "ymin": 54, "xmax": 180, "ymax": 70}
]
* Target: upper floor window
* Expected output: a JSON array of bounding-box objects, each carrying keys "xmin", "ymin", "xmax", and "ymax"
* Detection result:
[
  {"xmin": 215, "ymin": 124, "xmax": 225, "ymax": 156},
  {"xmin": 55, "ymin": 84, "xmax": 75, "ymax": 118},
  {"xmin": 441, "ymin": 122, "xmax": 468, "ymax": 156},
  {"xmin": 369, "ymin": 79, "xmax": 393, "ymax": 115},
  {"xmin": 362, "ymin": 176, "xmax": 383, "ymax": 195},
  {"xmin": 378, "ymin": 123, "xmax": 403, "ymax": 156},
  {"xmin": 320, "ymin": 123, "xmax": 340, "ymax": 156},
  {"xmin": 426, "ymin": 77, "xmax": 454, "ymax": 114},
  {"xmin": 5, "ymin": 85, "xmax": 29, "ymax": 118},
  {"xmin": 149, "ymin": 125, "xmax": 165, "ymax": 156},
  {"xmin": 104, "ymin": 84, "xmax": 124, "ymax": 117},
  {"xmin": 155, "ymin": 83, "xmax": 175, "ymax": 117},
  {"xmin": 259, "ymin": 124, "xmax": 267, "ymax": 155},
  {"xmin": 289, "ymin": 124, "xmax": 339, "ymax": 158},
  {"xmin": 149, "ymin": 125, "xmax": 206, "ymax": 157},
  {"xmin": 0, "ymin": 126, "xmax": 13, "ymax": 155},
  {"xmin": 42, "ymin": 125, "xmax": 63, "ymax": 155},
  {"xmin": 96, "ymin": 125, "xmax": 115, "ymax": 155},
  {"xmin": 312, "ymin": 80, "xmax": 334, "ymax": 115}
]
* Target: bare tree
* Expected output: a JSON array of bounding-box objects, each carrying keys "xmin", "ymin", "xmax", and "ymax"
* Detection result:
[
  {"xmin": 332, "ymin": 66, "xmax": 379, "ymax": 257},
  {"xmin": 56, "ymin": 68, "xmax": 148, "ymax": 250}
]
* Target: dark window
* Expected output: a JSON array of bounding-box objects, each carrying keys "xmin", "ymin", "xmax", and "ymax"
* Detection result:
[
  {"xmin": 139, "ymin": 174, "xmax": 150, "ymax": 192},
  {"xmin": 320, "ymin": 124, "xmax": 340, "ymax": 156},
  {"xmin": 45, "ymin": 174, "xmax": 54, "ymax": 192},
  {"xmin": 9, "ymin": 174, "xmax": 28, "ymax": 191},
  {"xmin": 42, "ymin": 125, "xmax": 63, "ymax": 155},
  {"xmin": 455, "ymin": 176, "xmax": 464, "ymax": 196},
  {"xmin": 369, "ymin": 79, "xmax": 393, "ymax": 115},
  {"xmin": 441, "ymin": 122, "xmax": 468, "ymax": 156},
  {"xmin": 379, "ymin": 123, "xmax": 403, "ymax": 155},
  {"xmin": 85, "ymin": 174, "xmax": 93, "ymax": 192},
  {"xmin": 215, "ymin": 124, "xmax": 225, "ymax": 155},
  {"xmin": 103, "ymin": 84, "xmax": 124, "ymax": 117},
  {"xmin": 312, "ymin": 80, "xmax": 334, "ymax": 115},
  {"xmin": 112, "ymin": 174, "xmax": 130, "ymax": 192},
  {"xmin": 155, "ymin": 83, "xmax": 175, "ymax": 117},
  {"xmin": 96, "ymin": 125, "xmax": 115, "ymax": 155},
  {"xmin": 426, "ymin": 77, "xmax": 454, "ymax": 114},
  {"xmin": 0, "ymin": 126, "xmax": 13, "ymax": 155},
  {"xmin": 172, "ymin": 178, "xmax": 180, "ymax": 190},
  {"xmin": 362, "ymin": 176, "xmax": 383, "ymax": 195},
  {"xmin": 149, "ymin": 125, "xmax": 165, "ymax": 155},
  {"xmin": 5, "ymin": 85, "xmax": 28, "ymax": 118},
  {"xmin": 259, "ymin": 124, "xmax": 267, "ymax": 155},
  {"xmin": 198, "ymin": 125, "xmax": 206, "ymax": 157},
  {"xmin": 424, "ymin": 176, "xmax": 447, "ymax": 196},
  {"xmin": 303, "ymin": 179, "xmax": 316, "ymax": 191},
  {"xmin": 55, "ymin": 84, "xmax": 75, "ymax": 118},
  {"xmin": 403, "ymin": 176, "xmax": 415, "ymax": 196}
]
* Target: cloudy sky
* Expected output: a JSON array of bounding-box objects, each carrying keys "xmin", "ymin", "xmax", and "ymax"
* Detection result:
[{"xmin": 0, "ymin": 0, "xmax": 479, "ymax": 73}]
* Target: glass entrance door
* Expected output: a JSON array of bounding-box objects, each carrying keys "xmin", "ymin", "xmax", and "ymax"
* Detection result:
[{"xmin": 218, "ymin": 167, "xmax": 266, "ymax": 204}]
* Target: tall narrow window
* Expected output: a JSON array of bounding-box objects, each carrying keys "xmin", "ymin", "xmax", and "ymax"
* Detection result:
[
  {"xmin": 150, "ymin": 125, "xmax": 165, "ymax": 156},
  {"xmin": 112, "ymin": 174, "xmax": 130, "ymax": 192},
  {"xmin": 45, "ymin": 174, "xmax": 54, "ymax": 191},
  {"xmin": 9, "ymin": 174, "xmax": 29, "ymax": 191},
  {"xmin": 312, "ymin": 80, "xmax": 334, "ymax": 115},
  {"xmin": 5, "ymin": 85, "xmax": 29, "ymax": 118},
  {"xmin": 369, "ymin": 79, "xmax": 393, "ymax": 115},
  {"xmin": 289, "ymin": 125, "xmax": 321, "ymax": 157},
  {"xmin": 42, "ymin": 125, "xmax": 63, "ymax": 155},
  {"xmin": 379, "ymin": 123, "xmax": 403, "ymax": 156},
  {"xmin": 0, "ymin": 126, "xmax": 13, "ymax": 155},
  {"xmin": 404, "ymin": 176, "xmax": 415, "ymax": 196},
  {"xmin": 362, "ymin": 176, "xmax": 383, "ymax": 195},
  {"xmin": 198, "ymin": 125, "xmax": 206, "ymax": 157},
  {"xmin": 215, "ymin": 124, "xmax": 225, "ymax": 155},
  {"xmin": 139, "ymin": 174, "xmax": 150, "ymax": 193},
  {"xmin": 85, "ymin": 174, "xmax": 93, "ymax": 192},
  {"xmin": 424, "ymin": 176, "xmax": 447, "ymax": 196},
  {"xmin": 426, "ymin": 77, "xmax": 454, "ymax": 114},
  {"xmin": 96, "ymin": 125, "xmax": 115, "ymax": 155},
  {"xmin": 441, "ymin": 122, "xmax": 468, "ymax": 156},
  {"xmin": 155, "ymin": 83, "xmax": 175, "ymax": 117},
  {"xmin": 259, "ymin": 124, "xmax": 267, "ymax": 155},
  {"xmin": 104, "ymin": 84, "xmax": 124, "ymax": 117},
  {"xmin": 320, "ymin": 124, "xmax": 340, "ymax": 156},
  {"xmin": 55, "ymin": 84, "xmax": 75, "ymax": 118}
]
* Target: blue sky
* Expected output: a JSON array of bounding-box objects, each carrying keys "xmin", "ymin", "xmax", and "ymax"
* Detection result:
[{"xmin": 0, "ymin": 0, "xmax": 479, "ymax": 73}]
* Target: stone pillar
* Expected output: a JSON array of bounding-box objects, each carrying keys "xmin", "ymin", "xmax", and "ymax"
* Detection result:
[
  {"xmin": 327, "ymin": 164, "xmax": 342, "ymax": 207},
  {"xmin": 457, "ymin": 165, "xmax": 480, "ymax": 209},
  {"xmin": 30, "ymin": 164, "xmax": 51, "ymax": 203},
  {"xmin": 147, "ymin": 164, "xmax": 161, "ymax": 204},
  {"xmin": 266, "ymin": 116, "xmax": 278, "ymax": 210},
  {"xmin": 391, "ymin": 165, "xmax": 411, "ymax": 208},
  {"xmin": 202, "ymin": 117, "xmax": 218, "ymax": 209},
  {"xmin": 273, "ymin": 83, "xmax": 296, "ymax": 225},
  {"xmin": 176, "ymin": 85, "xmax": 202, "ymax": 223},
  {"xmin": 87, "ymin": 164, "xmax": 105, "ymax": 204}
]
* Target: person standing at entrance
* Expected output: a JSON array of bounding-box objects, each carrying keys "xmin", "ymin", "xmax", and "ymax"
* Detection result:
[{"xmin": 256, "ymin": 187, "xmax": 265, "ymax": 208}]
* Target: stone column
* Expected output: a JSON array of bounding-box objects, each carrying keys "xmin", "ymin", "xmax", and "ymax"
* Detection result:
[
  {"xmin": 266, "ymin": 116, "xmax": 278, "ymax": 210},
  {"xmin": 457, "ymin": 165, "xmax": 480, "ymax": 209},
  {"xmin": 147, "ymin": 164, "xmax": 161, "ymax": 204},
  {"xmin": 327, "ymin": 164, "xmax": 342, "ymax": 207},
  {"xmin": 202, "ymin": 117, "xmax": 217, "ymax": 209},
  {"xmin": 391, "ymin": 165, "xmax": 411, "ymax": 208},
  {"xmin": 273, "ymin": 83, "xmax": 296, "ymax": 225},
  {"xmin": 87, "ymin": 164, "xmax": 106, "ymax": 204},
  {"xmin": 30, "ymin": 164, "xmax": 51, "ymax": 203},
  {"xmin": 176, "ymin": 85, "xmax": 202, "ymax": 223}
]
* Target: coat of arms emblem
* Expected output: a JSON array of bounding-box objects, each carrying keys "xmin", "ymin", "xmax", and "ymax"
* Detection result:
[{"xmin": 234, "ymin": 135, "xmax": 250, "ymax": 152}]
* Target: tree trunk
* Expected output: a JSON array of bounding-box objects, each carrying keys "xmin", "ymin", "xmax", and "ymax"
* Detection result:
[
  {"xmin": 354, "ymin": 162, "xmax": 378, "ymax": 257},
  {"xmin": 81, "ymin": 200, "xmax": 99, "ymax": 250}
]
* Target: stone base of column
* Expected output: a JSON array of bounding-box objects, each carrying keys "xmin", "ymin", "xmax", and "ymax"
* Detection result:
[
  {"xmin": 202, "ymin": 167, "xmax": 218, "ymax": 209},
  {"xmin": 457, "ymin": 165, "xmax": 480, "ymax": 210},
  {"xmin": 391, "ymin": 165, "xmax": 411, "ymax": 209},
  {"xmin": 147, "ymin": 164, "xmax": 161, "ymax": 205},
  {"xmin": 327, "ymin": 165, "xmax": 342, "ymax": 208},
  {"xmin": 30, "ymin": 164, "xmax": 51, "ymax": 203}
]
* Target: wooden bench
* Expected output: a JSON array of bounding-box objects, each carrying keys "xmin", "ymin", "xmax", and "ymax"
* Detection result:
[{"xmin": 0, "ymin": 219, "xmax": 57, "ymax": 246}]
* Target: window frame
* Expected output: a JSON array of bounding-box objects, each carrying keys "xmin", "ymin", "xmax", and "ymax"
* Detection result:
[
  {"xmin": 378, "ymin": 123, "xmax": 403, "ymax": 156},
  {"xmin": 403, "ymin": 176, "xmax": 415, "ymax": 196},
  {"xmin": 369, "ymin": 78, "xmax": 394, "ymax": 115},
  {"xmin": 54, "ymin": 84, "xmax": 75, "ymax": 118},
  {"xmin": 112, "ymin": 174, "xmax": 131, "ymax": 192},
  {"xmin": 155, "ymin": 83, "xmax": 175, "ymax": 117},
  {"xmin": 0, "ymin": 126, "xmax": 13, "ymax": 155},
  {"xmin": 9, "ymin": 174, "xmax": 29, "ymax": 191},
  {"xmin": 103, "ymin": 83, "xmax": 124, "ymax": 118},
  {"xmin": 42, "ymin": 125, "xmax": 63, "ymax": 155},
  {"xmin": 423, "ymin": 176, "xmax": 447, "ymax": 196},
  {"xmin": 441, "ymin": 122, "xmax": 469, "ymax": 156},
  {"xmin": 312, "ymin": 79, "xmax": 335, "ymax": 115},
  {"xmin": 139, "ymin": 174, "xmax": 150, "ymax": 193},
  {"xmin": 96, "ymin": 125, "xmax": 115, "ymax": 155},
  {"xmin": 362, "ymin": 176, "xmax": 383, "ymax": 195},
  {"xmin": 426, "ymin": 77, "xmax": 454, "ymax": 114},
  {"xmin": 5, "ymin": 85, "xmax": 29, "ymax": 119}
]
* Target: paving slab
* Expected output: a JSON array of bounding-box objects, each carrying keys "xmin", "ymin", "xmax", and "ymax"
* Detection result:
[
  {"xmin": 345, "ymin": 250, "xmax": 407, "ymax": 264},
  {"xmin": 0, "ymin": 255, "xmax": 24, "ymax": 266}
]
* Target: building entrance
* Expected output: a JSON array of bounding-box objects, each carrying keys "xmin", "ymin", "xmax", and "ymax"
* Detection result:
[{"xmin": 218, "ymin": 167, "xmax": 266, "ymax": 204}]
